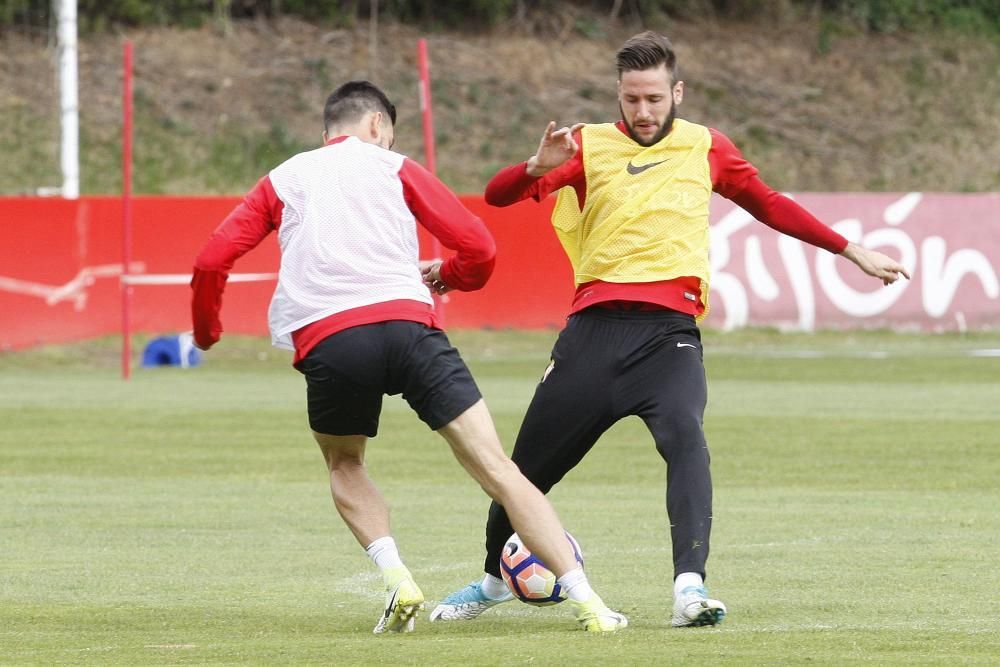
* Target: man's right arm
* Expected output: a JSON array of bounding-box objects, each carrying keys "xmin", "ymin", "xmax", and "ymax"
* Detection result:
[
  {"xmin": 191, "ymin": 176, "xmax": 282, "ymax": 349},
  {"xmin": 484, "ymin": 123, "xmax": 587, "ymax": 209}
]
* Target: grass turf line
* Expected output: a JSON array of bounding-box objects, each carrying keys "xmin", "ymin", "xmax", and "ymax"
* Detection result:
[{"xmin": 1, "ymin": 330, "xmax": 998, "ymax": 664}]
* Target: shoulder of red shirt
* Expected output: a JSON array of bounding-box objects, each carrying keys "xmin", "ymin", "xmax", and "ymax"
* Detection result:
[
  {"xmin": 483, "ymin": 121, "xmax": 845, "ymax": 253},
  {"xmin": 484, "ymin": 121, "xmax": 760, "ymax": 208},
  {"xmin": 192, "ymin": 135, "xmax": 497, "ymax": 354}
]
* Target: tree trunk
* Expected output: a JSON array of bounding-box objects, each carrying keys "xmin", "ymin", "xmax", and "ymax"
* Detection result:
[
  {"xmin": 214, "ymin": 0, "xmax": 232, "ymax": 37},
  {"xmin": 609, "ymin": 0, "xmax": 624, "ymax": 21},
  {"xmin": 369, "ymin": 0, "xmax": 379, "ymax": 81}
]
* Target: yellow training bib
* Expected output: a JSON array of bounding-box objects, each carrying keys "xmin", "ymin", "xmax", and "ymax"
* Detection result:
[{"xmin": 552, "ymin": 119, "xmax": 713, "ymax": 318}]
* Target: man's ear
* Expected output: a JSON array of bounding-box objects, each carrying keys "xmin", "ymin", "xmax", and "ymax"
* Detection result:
[
  {"xmin": 674, "ymin": 80, "xmax": 685, "ymax": 105},
  {"xmin": 369, "ymin": 111, "xmax": 383, "ymax": 139}
]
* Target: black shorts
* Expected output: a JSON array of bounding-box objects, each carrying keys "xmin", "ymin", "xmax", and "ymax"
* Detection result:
[{"xmin": 295, "ymin": 321, "xmax": 482, "ymax": 437}]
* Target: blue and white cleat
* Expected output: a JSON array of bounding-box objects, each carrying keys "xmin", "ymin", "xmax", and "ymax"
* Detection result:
[
  {"xmin": 429, "ymin": 582, "xmax": 513, "ymax": 622},
  {"xmin": 671, "ymin": 585, "xmax": 726, "ymax": 627}
]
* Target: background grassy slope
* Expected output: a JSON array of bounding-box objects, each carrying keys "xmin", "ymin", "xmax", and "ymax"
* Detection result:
[
  {"xmin": 2, "ymin": 330, "xmax": 999, "ymax": 664},
  {"xmin": 2, "ymin": 10, "xmax": 999, "ymax": 196}
]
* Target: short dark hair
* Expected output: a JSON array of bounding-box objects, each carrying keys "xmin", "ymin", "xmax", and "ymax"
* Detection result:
[
  {"xmin": 615, "ymin": 31, "xmax": 678, "ymax": 82},
  {"xmin": 323, "ymin": 81, "xmax": 397, "ymax": 133}
]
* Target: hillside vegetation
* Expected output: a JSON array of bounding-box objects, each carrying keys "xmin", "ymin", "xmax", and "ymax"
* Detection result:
[{"xmin": 2, "ymin": 6, "xmax": 998, "ymax": 195}]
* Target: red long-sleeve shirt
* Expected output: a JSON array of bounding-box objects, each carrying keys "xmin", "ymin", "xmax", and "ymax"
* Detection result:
[
  {"xmin": 485, "ymin": 122, "xmax": 848, "ymax": 316},
  {"xmin": 192, "ymin": 136, "xmax": 496, "ymax": 362}
]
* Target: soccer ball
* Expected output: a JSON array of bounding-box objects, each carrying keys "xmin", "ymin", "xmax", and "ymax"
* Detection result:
[{"xmin": 499, "ymin": 531, "xmax": 584, "ymax": 606}]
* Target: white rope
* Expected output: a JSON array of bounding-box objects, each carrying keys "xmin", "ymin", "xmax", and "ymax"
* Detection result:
[{"xmin": 121, "ymin": 273, "xmax": 278, "ymax": 285}]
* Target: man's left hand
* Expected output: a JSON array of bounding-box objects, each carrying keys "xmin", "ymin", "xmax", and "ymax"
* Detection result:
[
  {"xmin": 420, "ymin": 259, "xmax": 452, "ymax": 295},
  {"xmin": 841, "ymin": 242, "xmax": 912, "ymax": 286}
]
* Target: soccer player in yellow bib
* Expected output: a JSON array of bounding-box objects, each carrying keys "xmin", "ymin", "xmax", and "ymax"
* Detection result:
[{"xmin": 430, "ymin": 32, "xmax": 909, "ymax": 628}]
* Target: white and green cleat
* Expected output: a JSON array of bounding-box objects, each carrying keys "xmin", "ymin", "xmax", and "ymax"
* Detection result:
[
  {"xmin": 671, "ymin": 585, "xmax": 726, "ymax": 627},
  {"xmin": 569, "ymin": 593, "xmax": 629, "ymax": 632},
  {"xmin": 373, "ymin": 569, "xmax": 425, "ymax": 634}
]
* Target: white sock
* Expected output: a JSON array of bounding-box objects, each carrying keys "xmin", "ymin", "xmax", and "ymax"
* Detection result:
[
  {"xmin": 674, "ymin": 572, "xmax": 704, "ymax": 595},
  {"xmin": 557, "ymin": 567, "xmax": 594, "ymax": 603},
  {"xmin": 365, "ymin": 536, "xmax": 404, "ymax": 571},
  {"xmin": 480, "ymin": 573, "xmax": 509, "ymax": 599}
]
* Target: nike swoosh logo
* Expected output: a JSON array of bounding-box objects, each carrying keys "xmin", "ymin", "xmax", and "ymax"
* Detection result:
[
  {"xmin": 677, "ymin": 342, "xmax": 697, "ymax": 349},
  {"xmin": 384, "ymin": 588, "xmax": 399, "ymax": 620},
  {"xmin": 626, "ymin": 159, "xmax": 667, "ymax": 175}
]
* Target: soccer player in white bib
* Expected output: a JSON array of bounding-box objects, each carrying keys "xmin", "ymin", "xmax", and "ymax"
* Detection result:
[{"xmin": 191, "ymin": 81, "xmax": 627, "ymax": 634}]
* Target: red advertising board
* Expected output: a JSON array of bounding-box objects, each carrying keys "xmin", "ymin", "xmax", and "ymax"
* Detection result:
[
  {"xmin": 707, "ymin": 193, "xmax": 999, "ymax": 332},
  {"xmin": 1, "ymin": 192, "xmax": 997, "ymax": 351}
]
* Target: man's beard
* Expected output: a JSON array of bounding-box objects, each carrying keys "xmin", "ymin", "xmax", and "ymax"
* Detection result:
[{"xmin": 620, "ymin": 104, "xmax": 676, "ymax": 147}]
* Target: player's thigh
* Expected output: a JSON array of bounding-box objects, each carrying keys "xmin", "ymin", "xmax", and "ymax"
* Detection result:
[
  {"xmin": 386, "ymin": 322, "xmax": 483, "ymax": 432},
  {"xmin": 649, "ymin": 329, "xmax": 707, "ymax": 415},
  {"xmin": 635, "ymin": 331, "xmax": 708, "ymax": 456},
  {"xmin": 296, "ymin": 327, "xmax": 387, "ymax": 437},
  {"xmin": 510, "ymin": 319, "xmax": 617, "ymax": 487}
]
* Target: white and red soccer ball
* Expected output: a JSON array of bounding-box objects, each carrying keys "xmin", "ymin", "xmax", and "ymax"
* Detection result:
[{"xmin": 500, "ymin": 531, "xmax": 584, "ymax": 606}]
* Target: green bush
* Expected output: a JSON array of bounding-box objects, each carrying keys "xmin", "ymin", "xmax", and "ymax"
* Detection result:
[
  {"xmin": 0, "ymin": 0, "xmax": 997, "ymax": 34},
  {"xmin": 821, "ymin": 0, "xmax": 1000, "ymax": 33}
]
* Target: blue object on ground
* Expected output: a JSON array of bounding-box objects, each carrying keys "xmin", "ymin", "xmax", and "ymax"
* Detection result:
[{"xmin": 141, "ymin": 333, "xmax": 201, "ymax": 368}]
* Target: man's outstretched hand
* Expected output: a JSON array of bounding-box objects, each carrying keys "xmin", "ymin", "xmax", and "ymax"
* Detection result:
[
  {"xmin": 526, "ymin": 121, "xmax": 585, "ymax": 177},
  {"xmin": 841, "ymin": 242, "xmax": 911, "ymax": 286}
]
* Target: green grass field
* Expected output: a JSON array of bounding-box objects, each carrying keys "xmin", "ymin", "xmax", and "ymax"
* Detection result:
[{"xmin": 2, "ymin": 329, "xmax": 998, "ymax": 665}]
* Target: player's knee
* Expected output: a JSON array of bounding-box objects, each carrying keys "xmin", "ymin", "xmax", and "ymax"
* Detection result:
[
  {"xmin": 323, "ymin": 449, "xmax": 364, "ymax": 473},
  {"xmin": 314, "ymin": 432, "xmax": 367, "ymax": 471},
  {"xmin": 652, "ymin": 413, "xmax": 706, "ymax": 460},
  {"xmin": 465, "ymin": 456, "xmax": 520, "ymax": 501},
  {"xmin": 481, "ymin": 460, "xmax": 534, "ymax": 504}
]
